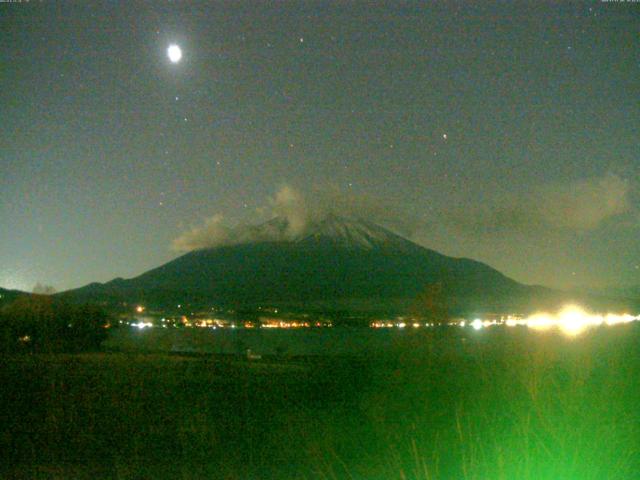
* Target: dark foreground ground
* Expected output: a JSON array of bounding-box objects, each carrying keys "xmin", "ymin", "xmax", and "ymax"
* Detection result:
[{"xmin": 1, "ymin": 325, "xmax": 639, "ymax": 479}]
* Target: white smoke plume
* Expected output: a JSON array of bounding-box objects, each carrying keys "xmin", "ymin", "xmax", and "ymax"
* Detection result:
[
  {"xmin": 171, "ymin": 175, "xmax": 633, "ymax": 253},
  {"xmin": 32, "ymin": 283, "xmax": 57, "ymax": 295},
  {"xmin": 536, "ymin": 173, "xmax": 630, "ymax": 230},
  {"xmin": 171, "ymin": 214, "xmax": 232, "ymax": 253},
  {"xmin": 450, "ymin": 173, "xmax": 632, "ymax": 234},
  {"xmin": 269, "ymin": 185, "xmax": 309, "ymax": 238},
  {"xmin": 171, "ymin": 185, "xmax": 418, "ymax": 252}
]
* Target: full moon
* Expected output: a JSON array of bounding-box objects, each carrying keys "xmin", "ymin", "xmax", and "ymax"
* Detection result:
[{"xmin": 167, "ymin": 44, "xmax": 182, "ymax": 63}]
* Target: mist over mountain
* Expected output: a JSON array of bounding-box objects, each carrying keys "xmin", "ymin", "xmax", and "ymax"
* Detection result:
[
  {"xmin": 60, "ymin": 216, "xmax": 635, "ymax": 317},
  {"xmin": 170, "ymin": 186, "xmax": 421, "ymax": 253}
]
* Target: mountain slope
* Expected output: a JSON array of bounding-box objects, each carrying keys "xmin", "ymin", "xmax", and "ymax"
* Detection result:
[
  {"xmin": 60, "ymin": 216, "xmax": 618, "ymax": 315},
  {"xmin": 0, "ymin": 287, "xmax": 29, "ymax": 307}
]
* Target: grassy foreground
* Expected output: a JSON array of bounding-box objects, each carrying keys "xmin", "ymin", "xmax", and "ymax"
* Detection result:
[{"xmin": 1, "ymin": 325, "xmax": 639, "ymax": 479}]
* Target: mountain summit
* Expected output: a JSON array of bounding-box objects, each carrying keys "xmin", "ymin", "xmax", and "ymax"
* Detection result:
[
  {"xmin": 296, "ymin": 215, "xmax": 418, "ymax": 251},
  {"xmin": 191, "ymin": 214, "xmax": 419, "ymax": 251}
]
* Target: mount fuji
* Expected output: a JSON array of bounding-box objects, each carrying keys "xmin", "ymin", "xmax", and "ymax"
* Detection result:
[{"xmin": 59, "ymin": 215, "xmax": 589, "ymax": 316}]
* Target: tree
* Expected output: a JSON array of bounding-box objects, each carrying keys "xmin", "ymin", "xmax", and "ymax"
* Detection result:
[
  {"xmin": 410, "ymin": 281, "xmax": 450, "ymax": 324},
  {"xmin": 0, "ymin": 296, "xmax": 109, "ymax": 352}
]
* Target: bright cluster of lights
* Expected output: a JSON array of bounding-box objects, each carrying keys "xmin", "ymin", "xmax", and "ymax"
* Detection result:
[
  {"xmin": 370, "ymin": 321, "xmax": 435, "ymax": 329},
  {"xmin": 261, "ymin": 320, "xmax": 310, "ymax": 329},
  {"xmin": 124, "ymin": 305, "xmax": 637, "ymax": 336},
  {"xmin": 469, "ymin": 305, "xmax": 640, "ymax": 336},
  {"xmin": 127, "ymin": 317, "xmax": 333, "ymax": 330},
  {"xmin": 132, "ymin": 321, "xmax": 153, "ymax": 329}
]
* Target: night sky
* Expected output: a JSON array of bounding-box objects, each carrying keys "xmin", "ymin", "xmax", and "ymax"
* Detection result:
[{"xmin": 1, "ymin": 2, "xmax": 638, "ymax": 293}]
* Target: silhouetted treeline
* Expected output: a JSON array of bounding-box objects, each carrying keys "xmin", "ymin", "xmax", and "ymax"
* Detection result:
[{"xmin": 0, "ymin": 295, "xmax": 110, "ymax": 353}]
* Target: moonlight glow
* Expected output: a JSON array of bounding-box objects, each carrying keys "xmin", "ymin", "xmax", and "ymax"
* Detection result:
[{"xmin": 167, "ymin": 44, "xmax": 182, "ymax": 63}]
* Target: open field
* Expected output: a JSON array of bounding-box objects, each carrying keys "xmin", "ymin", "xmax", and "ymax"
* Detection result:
[{"xmin": 2, "ymin": 325, "xmax": 639, "ymax": 479}]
